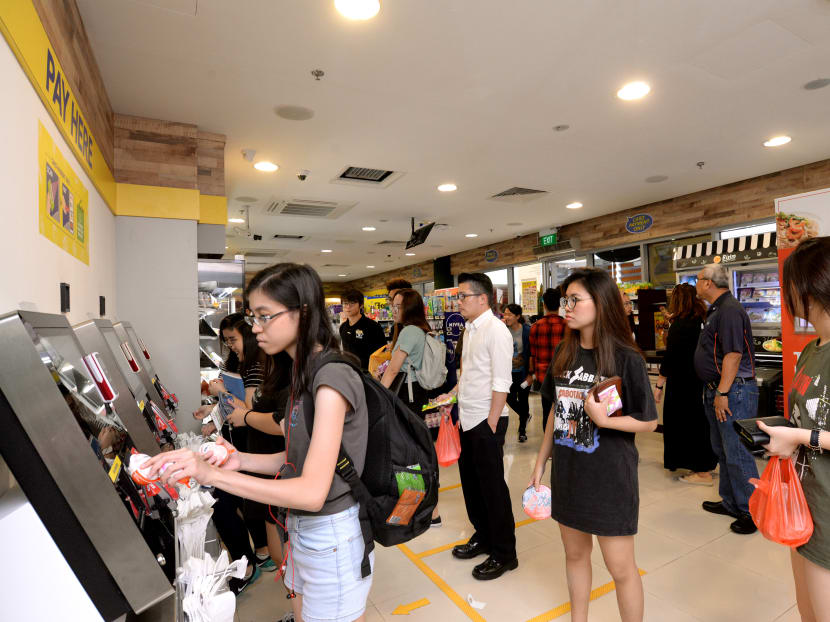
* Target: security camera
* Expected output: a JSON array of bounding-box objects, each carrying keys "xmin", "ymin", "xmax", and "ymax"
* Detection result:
[
  {"xmin": 253, "ymin": 234, "xmax": 262, "ymax": 241},
  {"xmin": 297, "ymin": 169, "xmax": 311, "ymax": 181}
]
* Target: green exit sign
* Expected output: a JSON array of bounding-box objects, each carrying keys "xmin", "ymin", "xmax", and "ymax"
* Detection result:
[{"xmin": 539, "ymin": 233, "xmax": 558, "ymax": 247}]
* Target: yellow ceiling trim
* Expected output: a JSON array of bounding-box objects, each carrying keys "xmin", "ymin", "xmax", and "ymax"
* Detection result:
[
  {"xmin": 198, "ymin": 194, "xmax": 228, "ymax": 225},
  {"xmin": 115, "ymin": 183, "xmax": 200, "ymax": 220}
]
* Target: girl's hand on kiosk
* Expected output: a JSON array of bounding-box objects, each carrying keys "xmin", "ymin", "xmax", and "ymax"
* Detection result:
[
  {"xmin": 208, "ymin": 436, "xmax": 241, "ymax": 471},
  {"xmin": 584, "ymin": 391, "xmax": 611, "ymax": 427},
  {"xmin": 193, "ymin": 404, "xmax": 213, "ymax": 420},
  {"xmin": 145, "ymin": 449, "xmax": 213, "ymax": 486},
  {"xmin": 200, "ymin": 421, "xmax": 217, "ymax": 436}
]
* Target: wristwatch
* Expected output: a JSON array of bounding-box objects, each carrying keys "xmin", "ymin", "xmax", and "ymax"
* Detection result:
[
  {"xmin": 655, "ymin": 385, "xmax": 664, "ymax": 391},
  {"xmin": 809, "ymin": 428, "xmax": 823, "ymax": 453},
  {"xmin": 715, "ymin": 388, "xmax": 728, "ymax": 397}
]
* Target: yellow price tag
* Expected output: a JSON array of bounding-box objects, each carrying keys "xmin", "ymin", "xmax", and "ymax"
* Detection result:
[
  {"xmin": 138, "ymin": 400, "xmax": 145, "ymax": 411},
  {"xmin": 151, "ymin": 377, "xmax": 156, "ymax": 384},
  {"xmin": 108, "ymin": 455, "xmax": 122, "ymax": 483}
]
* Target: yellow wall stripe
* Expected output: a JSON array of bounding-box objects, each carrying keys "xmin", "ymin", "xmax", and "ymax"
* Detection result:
[
  {"xmin": 198, "ymin": 194, "xmax": 228, "ymax": 225},
  {"xmin": 0, "ymin": 0, "xmax": 116, "ymax": 210},
  {"xmin": 115, "ymin": 183, "xmax": 200, "ymax": 220},
  {"xmin": 397, "ymin": 543, "xmax": 486, "ymax": 622}
]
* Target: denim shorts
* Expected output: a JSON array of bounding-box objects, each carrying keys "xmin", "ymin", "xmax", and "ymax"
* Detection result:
[{"xmin": 284, "ymin": 504, "xmax": 373, "ymax": 622}]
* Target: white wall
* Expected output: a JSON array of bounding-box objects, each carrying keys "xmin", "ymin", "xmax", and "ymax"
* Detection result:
[
  {"xmin": 115, "ymin": 216, "xmax": 200, "ymax": 430},
  {"xmin": 0, "ymin": 37, "xmax": 116, "ymax": 324}
]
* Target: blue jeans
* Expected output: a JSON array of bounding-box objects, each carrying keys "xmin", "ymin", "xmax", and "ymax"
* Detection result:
[{"xmin": 703, "ymin": 381, "xmax": 760, "ymax": 515}]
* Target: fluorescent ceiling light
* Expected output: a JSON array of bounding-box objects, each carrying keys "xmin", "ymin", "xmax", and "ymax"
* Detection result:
[
  {"xmin": 335, "ymin": 0, "xmax": 380, "ymax": 20},
  {"xmin": 321, "ymin": 249, "xmax": 332, "ymax": 253},
  {"xmin": 465, "ymin": 233, "xmax": 478, "ymax": 238},
  {"xmin": 228, "ymin": 217, "xmax": 245, "ymax": 223},
  {"xmin": 617, "ymin": 81, "xmax": 650, "ymax": 100},
  {"xmin": 362, "ymin": 226, "xmax": 376, "ymax": 231},
  {"xmin": 763, "ymin": 135, "xmax": 791, "ymax": 147},
  {"xmin": 254, "ymin": 161, "xmax": 278, "ymax": 172},
  {"xmin": 566, "ymin": 202, "xmax": 583, "ymax": 209},
  {"xmin": 338, "ymin": 274, "xmax": 347, "ymax": 277},
  {"xmin": 405, "ymin": 252, "xmax": 416, "ymax": 256},
  {"xmin": 366, "ymin": 265, "xmax": 375, "ymax": 269},
  {"xmin": 437, "ymin": 183, "xmax": 457, "ymax": 192}
]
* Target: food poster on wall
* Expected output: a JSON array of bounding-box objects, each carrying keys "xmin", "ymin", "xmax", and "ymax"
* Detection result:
[
  {"xmin": 39, "ymin": 122, "xmax": 89, "ymax": 264},
  {"xmin": 521, "ymin": 279, "xmax": 538, "ymax": 316},
  {"xmin": 363, "ymin": 288, "xmax": 390, "ymax": 321},
  {"xmin": 775, "ymin": 188, "xmax": 830, "ymax": 410}
]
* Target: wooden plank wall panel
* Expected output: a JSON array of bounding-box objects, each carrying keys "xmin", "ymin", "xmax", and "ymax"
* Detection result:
[
  {"xmin": 196, "ymin": 131, "xmax": 226, "ymax": 196},
  {"xmin": 114, "ymin": 114, "xmax": 198, "ymax": 190},
  {"xmin": 345, "ymin": 260, "xmax": 435, "ymax": 293},
  {"xmin": 32, "ymin": 0, "xmax": 115, "ymax": 171},
  {"xmin": 346, "ymin": 158, "xmax": 830, "ymax": 291}
]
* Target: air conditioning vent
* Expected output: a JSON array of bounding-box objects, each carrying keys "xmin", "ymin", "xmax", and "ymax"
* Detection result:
[
  {"xmin": 340, "ymin": 167, "xmax": 394, "ymax": 182},
  {"xmin": 261, "ymin": 198, "xmax": 356, "ymax": 220},
  {"xmin": 377, "ymin": 240, "xmax": 407, "ymax": 246},
  {"xmin": 242, "ymin": 251, "xmax": 278, "ymax": 258},
  {"xmin": 237, "ymin": 249, "xmax": 289, "ymax": 259},
  {"xmin": 491, "ymin": 186, "xmax": 548, "ymax": 198},
  {"xmin": 273, "ymin": 234, "xmax": 305, "ymax": 240}
]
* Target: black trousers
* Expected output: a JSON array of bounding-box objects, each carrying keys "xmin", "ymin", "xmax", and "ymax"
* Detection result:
[
  {"xmin": 212, "ymin": 487, "xmax": 267, "ymax": 565},
  {"xmin": 458, "ymin": 417, "xmax": 516, "ymax": 562},
  {"xmin": 542, "ymin": 397, "xmax": 554, "ymax": 436},
  {"xmin": 506, "ymin": 372, "xmax": 531, "ymax": 435}
]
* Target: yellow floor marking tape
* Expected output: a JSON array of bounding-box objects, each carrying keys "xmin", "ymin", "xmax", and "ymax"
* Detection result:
[
  {"xmin": 392, "ymin": 598, "xmax": 431, "ymax": 615},
  {"xmin": 524, "ymin": 569, "xmax": 647, "ymax": 622},
  {"xmin": 397, "ymin": 543, "xmax": 486, "ymax": 622},
  {"xmin": 418, "ymin": 517, "xmax": 539, "ymax": 558},
  {"xmin": 438, "ymin": 483, "xmax": 462, "ymax": 492}
]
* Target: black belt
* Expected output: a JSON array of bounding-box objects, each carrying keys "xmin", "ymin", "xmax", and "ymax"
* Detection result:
[{"xmin": 705, "ymin": 377, "xmax": 755, "ymax": 391}]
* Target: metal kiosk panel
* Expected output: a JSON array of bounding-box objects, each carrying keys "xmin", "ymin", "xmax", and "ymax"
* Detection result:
[
  {"xmin": 0, "ymin": 311, "xmax": 174, "ymax": 619},
  {"xmin": 112, "ymin": 322, "xmax": 171, "ymax": 417}
]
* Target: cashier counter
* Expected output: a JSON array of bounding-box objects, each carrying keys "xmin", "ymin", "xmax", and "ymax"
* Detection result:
[{"xmin": 0, "ymin": 310, "xmax": 214, "ymax": 622}]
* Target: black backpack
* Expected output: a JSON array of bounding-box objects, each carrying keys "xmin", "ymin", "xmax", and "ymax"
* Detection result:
[{"xmin": 303, "ymin": 352, "xmax": 439, "ymax": 578}]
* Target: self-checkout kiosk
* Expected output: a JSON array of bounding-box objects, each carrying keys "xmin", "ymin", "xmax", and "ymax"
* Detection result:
[
  {"xmin": 113, "ymin": 321, "xmax": 180, "ymax": 416},
  {"xmin": 76, "ymin": 318, "xmax": 178, "ymax": 450},
  {"xmin": 0, "ymin": 310, "xmax": 176, "ymax": 620}
]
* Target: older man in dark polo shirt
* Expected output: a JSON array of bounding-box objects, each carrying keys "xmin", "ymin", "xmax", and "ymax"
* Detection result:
[{"xmin": 693, "ymin": 263, "xmax": 759, "ymax": 535}]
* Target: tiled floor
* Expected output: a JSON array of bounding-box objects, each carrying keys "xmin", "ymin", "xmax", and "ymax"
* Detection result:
[{"xmin": 235, "ymin": 394, "xmax": 798, "ymax": 621}]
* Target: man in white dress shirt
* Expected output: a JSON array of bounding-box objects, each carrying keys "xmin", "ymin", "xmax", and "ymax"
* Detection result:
[{"xmin": 438, "ymin": 272, "xmax": 518, "ymax": 580}]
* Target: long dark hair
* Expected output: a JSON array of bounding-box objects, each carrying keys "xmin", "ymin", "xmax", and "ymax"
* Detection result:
[
  {"xmin": 391, "ymin": 289, "xmax": 430, "ymax": 348},
  {"xmin": 246, "ymin": 263, "xmax": 338, "ymax": 398},
  {"xmin": 218, "ymin": 312, "xmax": 265, "ymax": 379},
  {"xmin": 667, "ymin": 283, "xmax": 706, "ymax": 321},
  {"xmin": 553, "ymin": 268, "xmax": 641, "ymax": 378},
  {"xmin": 783, "ymin": 237, "xmax": 830, "ymax": 321}
]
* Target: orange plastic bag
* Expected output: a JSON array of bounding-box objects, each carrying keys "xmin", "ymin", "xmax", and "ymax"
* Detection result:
[
  {"xmin": 749, "ymin": 456, "xmax": 814, "ymax": 547},
  {"xmin": 435, "ymin": 407, "xmax": 461, "ymax": 467}
]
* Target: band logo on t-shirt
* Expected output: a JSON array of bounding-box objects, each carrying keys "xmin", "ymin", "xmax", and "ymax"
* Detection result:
[{"xmin": 553, "ymin": 366, "xmax": 603, "ymax": 454}]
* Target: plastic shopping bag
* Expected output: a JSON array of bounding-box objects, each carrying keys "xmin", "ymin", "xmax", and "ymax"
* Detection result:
[
  {"xmin": 368, "ymin": 344, "xmax": 391, "ymax": 378},
  {"xmin": 749, "ymin": 456, "xmax": 813, "ymax": 547},
  {"xmin": 436, "ymin": 407, "xmax": 461, "ymax": 467}
]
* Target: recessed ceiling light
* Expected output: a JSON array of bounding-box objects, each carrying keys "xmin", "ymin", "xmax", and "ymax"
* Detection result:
[
  {"xmin": 507, "ymin": 222, "xmax": 523, "ymax": 226},
  {"xmin": 645, "ymin": 175, "xmax": 668, "ymax": 183},
  {"xmin": 437, "ymin": 183, "xmax": 457, "ymax": 192},
  {"xmin": 366, "ymin": 265, "xmax": 375, "ymax": 269},
  {"xmin": 465, "ymin": 233, "xmax": 478, "ymax": 238},
  {"xmin": 763, "ymin": 135, "xmax": 791, "ymax": 147},
  {"xmin": 335, "ymin": 0, "xmax": 380, "ymax": 20},
  {"xmin": 566, "ymin": 202, "xmax": 583, "ymax": 209},
  {"xmin": 553, "ymin": 124, "xmax": 570, "ymax": 132},
  {"xmin": 362, "ymin": 226, "xmax": 376, "ymax": 231},
  {"xmin": 617, "ymin": 81, "xmax": 651, "ymax": 100},
  {"xmin": 225, "ymin": 246, "xmax": 228, "ymax": 249},
  {"xmin": 405, "ymin": 252, "xmax": 416, "ymax": 256},
  {"xmin": 275, "ymin": 105, "xmax": 315, "ymax": 120},
  {"xmin": 338, "ymin": 274, "xmax": 347, "ymax": 277},
  {"xmin": 804, "ymin": 78, "xmax": 830, "ymax": 91},
  {"xmin": 321, "ymin": 249, "xmax": 332, "ymax": 253},
  {"xmin": 254, "ymin": 161, "xmax": 278, "ymax": 172},
  {"xmin": 228, "ymin": 217, "xmax": 245, "ymax": 223}
]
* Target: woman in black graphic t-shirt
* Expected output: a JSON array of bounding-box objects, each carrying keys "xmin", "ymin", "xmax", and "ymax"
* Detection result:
[{"xmin": 531, "ymin": 269, "xmax": 657, "ymax": 622}]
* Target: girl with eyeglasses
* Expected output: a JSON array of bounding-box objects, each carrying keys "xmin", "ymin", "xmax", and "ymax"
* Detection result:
[
  {"xmin": 146, "ymin": 263, "xmax": 372, "ymax": 622},
  {"xmin": 531, "ymin": 268, "xmax": 658, "ymax": 622}
]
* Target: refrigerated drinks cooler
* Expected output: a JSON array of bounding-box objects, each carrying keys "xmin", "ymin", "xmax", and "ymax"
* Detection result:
[{"xmin": 673, "ymin": 231, "xmax": 780, "ymax": 337}]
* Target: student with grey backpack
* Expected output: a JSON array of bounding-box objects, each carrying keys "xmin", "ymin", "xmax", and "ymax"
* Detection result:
[{"xmin": 380, "ymin": 288, "xmax": 446, "ymax": 527}]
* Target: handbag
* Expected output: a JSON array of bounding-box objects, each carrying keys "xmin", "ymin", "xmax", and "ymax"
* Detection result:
[
  {"xmin": 733, "ymin": 416, "xmax": 795, "ymax": 455},
  {"xmin": 368, "ymin": 344, "xmax": 391, "ymax": 377}
]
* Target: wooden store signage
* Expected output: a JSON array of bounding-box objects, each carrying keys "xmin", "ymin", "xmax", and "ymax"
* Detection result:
[{"xmin": 625, "ymin": 213, "xmax": 653, "ymax": 234}]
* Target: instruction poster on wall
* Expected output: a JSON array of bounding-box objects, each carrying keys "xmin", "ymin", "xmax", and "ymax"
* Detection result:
[
  {"xmin": 521, "ymin": 279, "xmax": 538, "ymax": 315},
  {"xmin": 38, "ymin": 122, "xmax": 89, "ymax": 264}
]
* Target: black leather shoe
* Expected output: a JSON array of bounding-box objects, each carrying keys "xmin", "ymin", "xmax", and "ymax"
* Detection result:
[
  {"xmin": 452, "ymin": 541, "xmax": 490, "ymax": 560},
  {"xmin": 518, "ymin": 434, "xmax": 528, "ymax": 443},
  {"xmin": 472, "ymin": 556, "xmax": 518, "ymax": 580},
  {"xmin": 702, "ymin": 501, "xmax": 739, "ymax": 518},
  {"xmin": 730, "ymin": 513, "xmax": 758, "ymax": 535}
]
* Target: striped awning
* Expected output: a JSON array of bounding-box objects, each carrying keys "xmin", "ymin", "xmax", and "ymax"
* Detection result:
[{"xmin": 673, "ymin": 232, "xmax": 777, "ymax": 270}]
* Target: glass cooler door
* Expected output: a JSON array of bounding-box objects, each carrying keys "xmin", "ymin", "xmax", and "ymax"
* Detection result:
[{"xmin": 732, "ymin": 264, "xmax": 781, "ymax": 333}]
